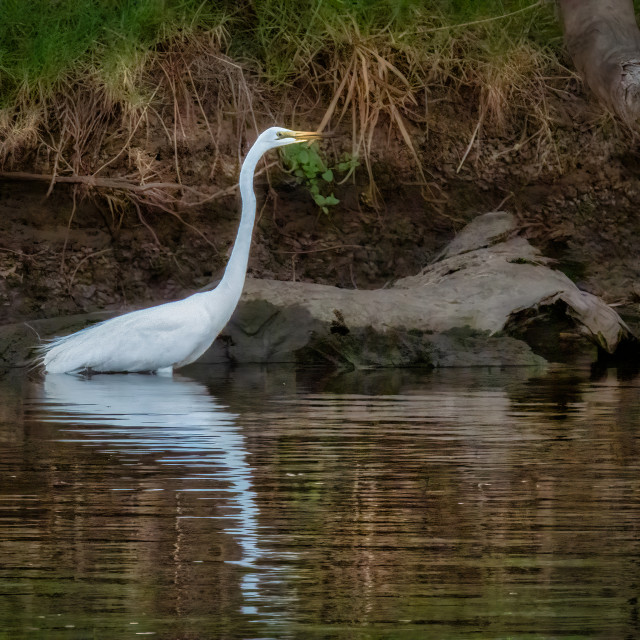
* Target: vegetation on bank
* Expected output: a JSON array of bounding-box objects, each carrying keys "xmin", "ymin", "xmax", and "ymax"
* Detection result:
[
  {"xmin": 0, "ymin": 0, "xmax": 565, "ymax": 209},
  {"xmin": 1, "ymin": 1, "xmax": 560, "ymax": 94}
]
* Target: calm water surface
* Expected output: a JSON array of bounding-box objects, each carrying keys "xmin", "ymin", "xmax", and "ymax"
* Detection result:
[{"xmin": 1, "ymin": 364, "xmax": 639, "ymax": 639}]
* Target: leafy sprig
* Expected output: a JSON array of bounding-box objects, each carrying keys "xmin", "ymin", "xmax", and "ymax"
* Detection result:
[{"xmin": 280, "ymin": 143, "xmax": 358, "ymax": 215}]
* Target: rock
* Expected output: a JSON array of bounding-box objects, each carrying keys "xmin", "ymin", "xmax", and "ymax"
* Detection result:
[{"xmin": 2, "ymin": 211, "xmax": 633, "ymax": 372}]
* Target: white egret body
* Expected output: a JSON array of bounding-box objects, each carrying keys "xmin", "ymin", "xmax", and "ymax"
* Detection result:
[{"xmin": 42, "ymin": 127, "xmax": 321, "ymax": 374}]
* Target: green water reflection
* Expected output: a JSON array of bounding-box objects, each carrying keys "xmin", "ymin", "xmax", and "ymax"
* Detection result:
[{"xmin": 0, "ymin": 365, "xmax": 639, "ymax": 639}]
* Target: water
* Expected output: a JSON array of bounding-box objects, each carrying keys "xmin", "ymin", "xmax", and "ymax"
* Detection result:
[{"xmin": 1, "ymin": 364, "xmax": 639, "ymax": 639}]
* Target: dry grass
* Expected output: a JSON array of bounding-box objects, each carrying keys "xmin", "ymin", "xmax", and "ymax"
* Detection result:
[
  {"xmin": 311, "ymin": 25, "xmax": 423, "ymax": 205},
  {"xmin": 248, "ymin": 0, "xmax": 567, "ymax": 201},
  {"xmin": 0, "ymin": 25, "xmax": 260, "ymax": 231},
  {"xmin": 0, "ymin": 0, "xmax": 570, "ymax": 216}
]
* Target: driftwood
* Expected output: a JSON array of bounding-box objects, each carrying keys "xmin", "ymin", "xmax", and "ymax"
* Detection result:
[{"xmin": 199, "ymin": 211, "xmax": 633, "ymax": 367}]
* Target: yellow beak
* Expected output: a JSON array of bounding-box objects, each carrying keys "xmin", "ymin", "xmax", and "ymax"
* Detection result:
[{"xmin": 290, "ymin": 130, "xmax": 323, "ymax": 142}]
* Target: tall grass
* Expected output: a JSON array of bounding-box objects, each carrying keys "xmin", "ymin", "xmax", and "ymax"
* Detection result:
[
  {"xmin": 233, "ymin": 0, "xmax": 561, "ymax": 198},
  {"xmin": 243, "ymin": 0, "xmax": 560, "ymax": 83},
  {"xmin": 0, "ymin": 0, "xmax": 561, "ymax": 109},
  {"xmin": 0, "ymin": 0, "xmax": 566, "ymax": 199},
  {"xmin": 0, "ymin": 0, "xmax": 221, "ymax": 106}
]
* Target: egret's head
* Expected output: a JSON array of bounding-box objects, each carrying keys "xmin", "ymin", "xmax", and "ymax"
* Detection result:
[{"xmin": 259, "ymin": 126, "xmax": 323, "ymax": 149}]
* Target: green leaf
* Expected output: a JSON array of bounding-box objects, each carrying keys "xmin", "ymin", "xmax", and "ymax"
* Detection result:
[
  {"xmin": 336, "ymin": 155, "xmax": 359, "ymax": 172},
  {"xmin": 324, "ymin": 194, "xmax": 339, "ymax": 206},
  {"xmin": 321, "ymin": 169, "xmax": 333, "ymax": 182}
]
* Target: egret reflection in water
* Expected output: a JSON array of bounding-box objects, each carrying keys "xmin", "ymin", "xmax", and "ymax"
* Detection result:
[
  {"xmin": 29, "ymin": 373, "xmax": 269, "ymax": 612},
  {"xmin": 8, "ymin": 368, "xmax": 640, "ymax": 638}
]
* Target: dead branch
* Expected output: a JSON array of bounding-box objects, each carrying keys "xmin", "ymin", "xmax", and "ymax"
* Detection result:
[
  {"xmin": 0, "ymin": 170, "xmax": 200, "ymax": 194},
  {"xmin": 0, "ymin": 160, "xmax": 278, "ymax": 205}
]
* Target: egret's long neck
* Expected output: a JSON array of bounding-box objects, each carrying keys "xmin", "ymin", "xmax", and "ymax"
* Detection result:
[{"xmin": 219, "ymin": 141, "xmax": 265, "ymax": 293}]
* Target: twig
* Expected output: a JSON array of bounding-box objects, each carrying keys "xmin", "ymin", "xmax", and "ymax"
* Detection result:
[
  {"xmin": 91, "ymin": 103, "xmax": 152, "ymax": 178},
  {"xmin": 0, "ymin": 170, "xmax": 187, "ymax": 192},
  {"xmin": 494, "ymin": 192, "xmax": 514, "ymax": 211},
  {"xmin": 143, "ymin": 199, "xmax": 218, "ymax": 250},
  {"xmin": 132, "ymin": 201, "xmax": 160, "ymax": 245},
  {"xmin": 69, "ymin": 248, "xmax": 113, "ymax": 286},
  {"xmin": 457, "ymin": 117, "xmax": 482, "ymax": 174},
  {"xmin": 402, "ymin": 1, "xmax": 544, "ymax": 36},
  {"xmin": 274, "ymin": 244, "xmax": 364, "ymax": 254},
  {"xmin": 0, "ymin": 160, "xmax": 279, "ymax": 205},
  {"xmin": 60, "ymin": 186, "xmax": 78, "ymax": 271},
  {"xmin": 185, "ymin": 62, "xmax": 219, "ymax": 168},
  {"xmin": 46, "ymin": 122, "xmax": 67, "ymax": 199},
  {"xmin": 22, "ymin": 322, "xmax": 42, "ymax": 343}
]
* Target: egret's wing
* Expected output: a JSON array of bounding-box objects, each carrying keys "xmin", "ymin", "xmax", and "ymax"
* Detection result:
[{"xmin": 42, "ymin": 296, "xmax": 215, "ymax": 373}]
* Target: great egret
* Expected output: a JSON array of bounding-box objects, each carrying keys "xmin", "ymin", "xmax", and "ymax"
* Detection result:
[{"xmin": 41, "ymin": 126, "xmax": 322, "ymax": 375}]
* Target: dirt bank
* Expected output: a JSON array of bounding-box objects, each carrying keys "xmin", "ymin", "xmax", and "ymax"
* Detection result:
[{"xmin": 1, "ymin": 65, "xmax": 639, "ymax": 341}]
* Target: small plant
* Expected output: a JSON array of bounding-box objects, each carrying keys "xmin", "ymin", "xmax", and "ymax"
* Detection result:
[{"xmin": 280, "ymin": 143, "xmax": 358, "ymax": 214}]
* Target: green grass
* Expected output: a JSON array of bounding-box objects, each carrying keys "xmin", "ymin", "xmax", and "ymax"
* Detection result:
[
  {"xmin": 0, "ymin": 0, "xmax": 222, "ymax": 107},
  {"xmin": 0, "ymin": 0, "xmax": 561, "ymax": 106},
  {"xmin": 247, "ymin": 0, "xmax": 560, "ymax": 74}
]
